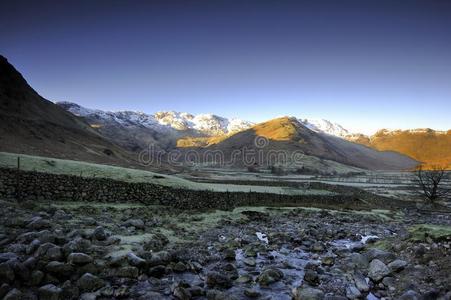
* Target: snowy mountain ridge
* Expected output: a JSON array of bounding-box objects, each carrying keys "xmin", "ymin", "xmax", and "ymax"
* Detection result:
[
  {"xmin": 57, "ymin": 102, "xmax": 254, "ymax": 136},
  {"xmin": 57, "ymin": 102, "xmax": 360, "ymax": 138}
]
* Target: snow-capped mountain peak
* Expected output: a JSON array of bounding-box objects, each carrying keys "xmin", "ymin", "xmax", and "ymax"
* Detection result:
[
  {"xmin": 57, "ymin": 102, "xmax": 253, "ymax": 136},
  {"xmin": 57, "ymin": 102, "xmax": 358, "ymax": 139},
  {"xmin": 299, "ymin": 118, "xmax": 351, "ymax": 137}
]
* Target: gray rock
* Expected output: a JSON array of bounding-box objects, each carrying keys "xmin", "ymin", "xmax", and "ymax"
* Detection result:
[
  {"xmin": 0, "ymin": 252, "xmax": 17, "ymax": 263},
  {"xmin": 5, "ymin": 243, "xmax": 26, "ymax": 255},
  {"xmin": 93, "ymin": 226, "xmax": 107, "ymax": 241},
  {"xmin": 304, "ymin": 269, "xmax": 319, "ymax": 286},
  {"xmin": 186, "ymin": 286, "xmax": 203, "ymax": 297},
  {"xmin": 3, "ymin": 288, "xmax": 23, "ymax": 300},
  {"xmin": 80, "ymin": 292, "xmax": 97, "ymax": 300},
  {"xmin": 115, "ymin": 266, "xmax": 139, "ymax": 278},
  {"xmin": 0, "ymin": 283, "xmax": 10, "ymax": 299},
  {"xmin": 27, "ymin": 216, "xmax": 51, "ymax": 230},
  {"xmin": 38, "ymin": 284, "xmax": 62, "ymax": 300},
  {"xmin": 173, "ymin": 286, "xmax": 191, "ymax": 300},
  {"xmin": 368, "ymin": 259, "xmax": 390, "ymax": 282},
  {"xmin": 311, "ymin": 242, "xmax": 325, "ymax": 252},
  {"xmin": 292, "ymin": 287, "xmax": 325, "ymax": 300},
  {"xmin": 222, "ymin": 249, "xmax": 236, "ymax": 261},
  {"xmin": 26, "ymin": 239, "xmax": 41, "ymax": 255},
  {"xmin": 127, "ymin": 252, "xmax": 146, "ymax": 268},
  {"xmin": 63, "ymin": 237, "xmax": 91, "ymax": 255},
  {"xmin": 23, "ymin": 257, "xmax": 37, "ymax": 270},
  {"xmin": 148, "ymin": 265, "xmax": 166, "ymax": 278},
  {"xmin": 0, "ymin": 261, "xmax": 15, "ymax": 283},
  {"xmin": 30, "ymin": 270, "xmax": 45, "ymax": 286},
  {"xmin": 321, "ymin": 255, "xmax": 335, "ymax": 266},
  {"xmin": 345, "ymin": 285, "xmax": 362, "ymax": 299},
  {"xmin": 257, "ymin": 268, "xmax": 284, "ymax": 286},
  {"xmin": 387, "ymin": 259, "xmax": 407, "ymax": 273},
  {"xmin": 173, "ymin": 262, "xmax": 187, "ymax": 272},
  {"xmin": 68, "ymin": 253, "xmax": 93, "ymax": 265},
  {"xmin": 143, "ymin": 234, "xmax": 169, "ymax": 252},
  {"xmin": 346, "ymin": 253, "xmax": 369, "ymax": 270},
  {"xmin": 353, "ymin": 272, "xmax": 369, "ymax": 292},
  {"xmin": 77, "ymin": 273, "xmax": 105, "ymax": 292},
  {"xmin": 382, "ymin": 276, "xmax": 396, "ymax": 287},
  {"xmin": 45, "ymin": 261, "xmax": 73, "ymax": 276},
  {"xmin": 244, "ymin": 289, "xmax": 261, "ymax": 298},
  {"xmin": 35, "ymin": 243, "xmax": 63, "ymax": 261},
  {"xmin": 61, "ymin": 280, "xmax": 80, "ymax": 299},
  {"xmin": 365, "ymin": 249, "xmax": 396, "ymax": 264},
  {"xmin": 206, "ymin": 271, "xmax": 233, "ymax": 288},
  {"xmin": 243, "ymin": 257, "xmax": 256, "ymax": 267},
  {"xmin": 123, "ymin": 219, "xmax": 145, "ymax": 229},
  {"xmin": 399, "ymin": 290, "xmax": 420, "ymax": 300}
]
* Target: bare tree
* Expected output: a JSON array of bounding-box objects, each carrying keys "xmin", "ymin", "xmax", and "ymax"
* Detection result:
[{"xmin": 415, "ymin": 165, "xmax": 450, "ymax": 204}]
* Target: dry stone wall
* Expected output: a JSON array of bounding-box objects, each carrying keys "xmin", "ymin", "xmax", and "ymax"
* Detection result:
[{"xmin": 0, "ymin": 168, "xmax": 379, "ymax": 210}]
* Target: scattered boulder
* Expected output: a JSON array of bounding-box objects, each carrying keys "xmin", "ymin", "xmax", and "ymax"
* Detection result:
[
  {"xmin": 27, "ymin": 216, "xmax": 51, "ymax": 230},
  {"xmin": 115, "ymin": 266, "xmax": 139, "ymax": 278},
  {"xmin": 148, "ymin": 265, "xmax": 167, "ymax": 278},
  {"xmin": 123, "ymin": 219, "xmax": 145, "ymax": 230},
  {"xmin": 257, "ymin": 268, "xmax": 284, "ymax": 286},
  {"xmin": 38, "ymin": 284, "xmax": 63, "ymax": 300},
  {"xmin": 0, "ymin": 252, "xmax": 18, "ymax": 263},
  {"xmin": 206, "ymin": 271, "xmax": 233, "ymax": 288},
  {"xmin": 35, "ymin": 243, "xmax": 63, "ymax": 261},
  {"xmin": 399, "ymin": 290, "xmax": 421, "ymax": 300},
  {"xmin": 222, "ymin": 249, "xmax": 236, "ymax": 261},
  {"xmin": 365, "ymin": 248, "xmax": 396, "ymax": 264},
  {"xmin": 173, "ymin": 286, "xmax": 191, "ymax": 300},
  {"xmin": 244, "ymin": 288, "xmax": 261, "ymax": 298},
  {"xmin": 353, "ymin": 272, "xmax": 369, "ymax": 292},
  {"xmin": 368, "ymin": 259, "xmax": 390, "ymax": 282},
  {"xmin": 292, "ymin": 286, "xmax": 325, "ymax": 300},
  {"xmin": 127, "ymin": 252, "xmax": 147, "ymax": 268},
  {"xmin": 345, "ymin": 284, "xmax": 362, "ymax": 299},
  {"xmin": 77, "ymin": 273, "xmax": 105, "ymax": 292},
  {"xmin": 387, "ymin": 259, "xmax": 408, "ymax": 273},
  {"xmin": 304, "ymin": 269, "xmax": 319, "ymax": 286},
  {"xmin": 2, "ymin": 288, "xmax": 23, "ymax": 300},
  {"xmin": 45, "ymin": 261, "xmax": 73, "ymax": 276},
  {"xmin": 243, "ymin": 257, "xmax": 256, "ymax": 267},
  {"xmin": 0, "ymin": 261, "xmax": 15, "ymax": 283},
  {"xmin": 30, "ymin": 270, "xmax": 45, "ymax": 286},
  {"xmin": 92, "ymin": 226, "xmax": 107, "ymax": 241},
  {"xmin": 68, "ymin": 253, "xmax": 93, "ymax": 265}
]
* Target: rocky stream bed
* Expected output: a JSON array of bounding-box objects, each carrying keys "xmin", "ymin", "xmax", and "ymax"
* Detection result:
[{"xmin": 0, "ymin": 200, "xmax": 450, "ymax": 300}]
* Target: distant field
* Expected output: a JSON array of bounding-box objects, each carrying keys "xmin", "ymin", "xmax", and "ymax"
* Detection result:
[
  {"xmin": 0, "ymin": 152, "xmax": 331, "ymax": 196},
  {"xmin": 181, "ymin": 167, "xmax": 433, "ymax": 201}
]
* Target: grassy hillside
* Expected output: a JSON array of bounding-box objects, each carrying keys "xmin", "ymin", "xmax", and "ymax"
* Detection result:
[
  {"xmin": 0, "ymin": 152, "xmax": 329, "ymax": 195},
  {"xmin": 366, "ymin": 130, "xmax": 451, "ymax": 169}
]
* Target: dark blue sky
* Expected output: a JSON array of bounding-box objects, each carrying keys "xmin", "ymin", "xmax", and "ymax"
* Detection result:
[{"xmin": 1, "ymin": 0, "xmax": 451, "ymax": 134}]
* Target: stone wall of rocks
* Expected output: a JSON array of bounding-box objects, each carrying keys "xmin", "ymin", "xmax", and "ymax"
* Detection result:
[{"xmin": 0, "ymin": 168, "xmax": 373, "ymax": 210}]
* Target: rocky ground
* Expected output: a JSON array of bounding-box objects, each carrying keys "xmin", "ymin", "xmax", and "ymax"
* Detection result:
[{"xmin": 0, "ymin": 199, "xmax": 450, "ymax": 300}]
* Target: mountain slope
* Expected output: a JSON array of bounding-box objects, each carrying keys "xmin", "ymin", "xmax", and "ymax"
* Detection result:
[
  {"xmin": 359, "ymin": 129, "xmax": 451, "ymax": 168},
  {"xmin": 0, "ymin": 55, "xmax": 138, "ymax": 167},
  {"xmin": 57, "ymin": 102, "xmax": 253, "ymax": 151},
  {"xmin": 196, "ymin": 117, "xmax": 418, "ymax": 171}
]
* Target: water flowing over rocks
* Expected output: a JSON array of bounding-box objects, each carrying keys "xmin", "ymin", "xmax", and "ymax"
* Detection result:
[{"xmin": 0, "ymin": 198, "xmax": 450, "ymax": 299}]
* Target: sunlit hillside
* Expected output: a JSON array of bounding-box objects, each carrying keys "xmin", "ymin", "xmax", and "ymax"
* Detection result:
[{"xmin": 362, "ymin": 129, "xmax": 451, "ymax": 169}]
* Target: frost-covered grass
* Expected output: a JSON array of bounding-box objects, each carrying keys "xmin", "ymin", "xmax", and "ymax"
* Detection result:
[
  {"xmin": 408, "ymin": 224, "xmax": 451, "ymax": 242},
  {"xmin": 0, "ymin": 152, "xmax": 329, "ymax": 195},
  {"xmin": 0, "ymin": 151, "xmax": 198, "ymax": 189}
]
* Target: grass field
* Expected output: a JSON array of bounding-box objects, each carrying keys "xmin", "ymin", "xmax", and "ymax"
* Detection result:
[{"xmin": 0, "ymin": 152, "xmax": 332, "ymax": 195}]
